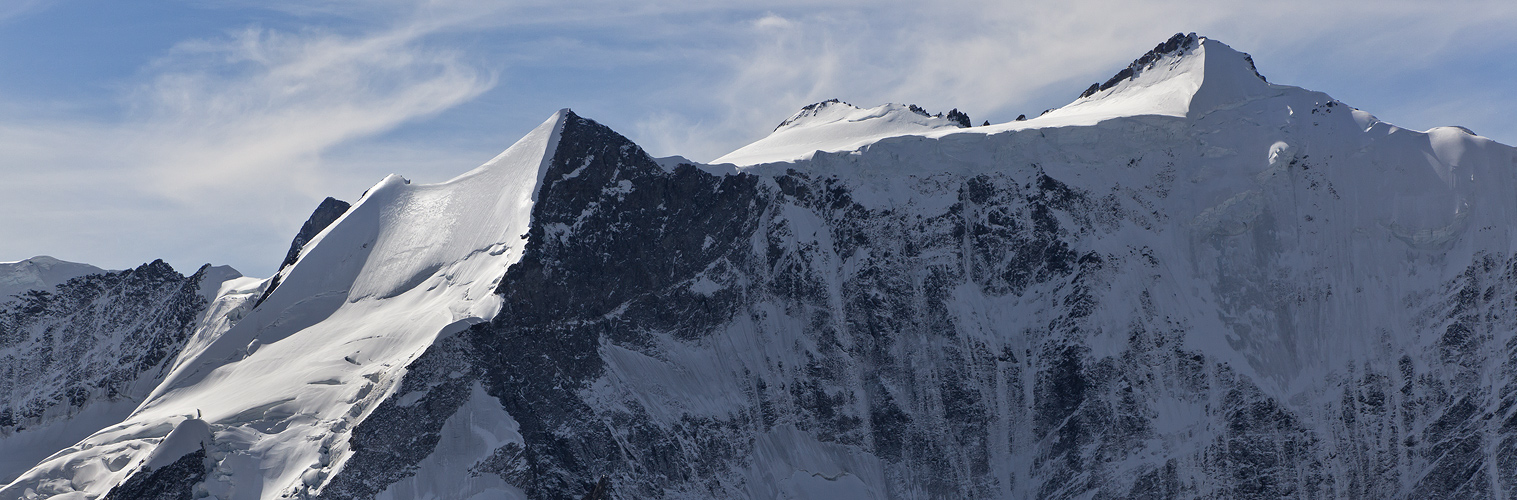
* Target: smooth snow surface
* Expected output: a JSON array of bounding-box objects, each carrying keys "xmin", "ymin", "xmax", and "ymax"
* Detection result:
[{"xmin": 1, "ymin": 111, "xmax": 567, "ymax": 500}]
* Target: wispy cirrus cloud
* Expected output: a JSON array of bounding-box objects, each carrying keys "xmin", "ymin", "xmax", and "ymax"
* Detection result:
[
  {"xmin": 0, "ymin": 8, "xmax": 492, "ymax": 273},
  {"xmin": 134, "ymin": 25, "xmax": 490, "ymax": 196}
]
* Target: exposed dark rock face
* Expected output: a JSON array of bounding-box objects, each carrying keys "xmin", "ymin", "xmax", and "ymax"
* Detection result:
[
  {"xmin": 256, "ymin": 197, "xmax": 351, "ymax": 308},
  {"xmin": 313, "ymin": 113, "xmax": 1153, "ymax": 498},
  {"xmin": 325, "ymin": 111, "xmax": 769, "ymax": 498},
  {"xmin": 102, "ymin": 449, "xmax": 209, "ymax": 500},
  {"xmin": 321, "ymin": 110, "xmax": 1517, "ymax": 500},
  {"xmin": 0, "ymin": 261, "xmax": 209, "ymax": 435},
  {"xmin": 470, "ymin": 112, "xmax": 767, "ymax": 498},
  {"xmin": 946, "ymin": 109, "xmax": 972, "ymax": 128},
  {"xmin": 320, "ymin": 333, "xmax": 482, "ymax": 499},
  {"xmin": 908, "ymin": 104, "xmax": 970, "ymax": 127},
  {"xmin": 279, "ymin": 197, "xmax": 352, "ymax": 270}
]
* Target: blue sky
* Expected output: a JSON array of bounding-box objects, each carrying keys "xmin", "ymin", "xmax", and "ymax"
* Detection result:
[{"xmin": 3, "ymin": 0, "xmax": 1515, "ymax": 277}]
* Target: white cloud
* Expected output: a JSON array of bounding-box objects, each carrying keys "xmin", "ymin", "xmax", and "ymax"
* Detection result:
[
  {"xmin": 0, "ymin": 10, "xmax": 492, "ymax": 274},
  {"xmin": 753, "ymin": 13, "xmax": 792, "ymax": 30}
]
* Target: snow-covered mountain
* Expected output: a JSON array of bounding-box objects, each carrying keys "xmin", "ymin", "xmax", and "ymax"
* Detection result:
[{"xmin": 6, "ymin": 32, "xmax": 1517, "ymax": 499}]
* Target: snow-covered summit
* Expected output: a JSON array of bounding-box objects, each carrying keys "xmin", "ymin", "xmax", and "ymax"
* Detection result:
[
  {"xmin": 0, "ymin": 255, "xmax": 105, "ymax": 303},
  {"xmin": 716, "ymin": 34, "xmax": 1284, "ymax": 168},
  {"xmin": 1044, "ymin": 33, "xmax": 1275, "ymax": 123},
  {"xmin": 713, "ymin": 100, "xmax": 970, "ymax": 166},
  {"xmin": 145, "ymin": 107, "xmax": 568, "ymax": 406},
  {"xmin": 1075, "ymin": 32, "xmax": 1263, "ymax": 100}
]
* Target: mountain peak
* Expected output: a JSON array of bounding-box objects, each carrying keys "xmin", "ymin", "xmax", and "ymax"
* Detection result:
[
  {"xmin": 0, "ymin": 255, "xmax": 105, "ymax": 302},
  {"xmin": 1040, "ymin": 34, "xmax": 1275, "ymax": 124},
  {"xmin": 773, "ymin": 98, "xmax": 846, "ymax": 131},
  {"xmin": 716, "ymin": 34, "xmax": 1286, "ymax": 167},
  {"xmin": 1075, "ymin": 33, "xmax": 1255, "ymax": 99}
]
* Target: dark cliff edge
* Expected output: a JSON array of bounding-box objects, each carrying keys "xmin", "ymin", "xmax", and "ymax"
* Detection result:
[
  {"xmin": 254, "ymin": 197, "xmax": 352, "ymax": 308},
  {"xmin": 101, "ymin": 449, "xmax": 209, "ymax": 500},
  {"xmin": 324, "ymin": 111, "xmax": 768, "ymax": 499}
]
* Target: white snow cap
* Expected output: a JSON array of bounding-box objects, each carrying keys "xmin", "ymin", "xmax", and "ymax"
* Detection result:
[
  {"xmin": 1048, "ymin": 33, "xmax": 1274, "ymax": 122},
  {"xmin": 715, "ymin": 33, "xmax": 1281, "ymax": 168},
  {"xmin": 713, "ymin": 100, "xmax": 968, "ymax": 166},
  {"xmin": 0, "ymin": 255, "xmax": 105, "ymax": 302}
]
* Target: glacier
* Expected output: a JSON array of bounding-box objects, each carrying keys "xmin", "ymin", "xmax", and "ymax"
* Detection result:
[{"xmin": 4, "ymin": 32, "xmax": 1517, "ymax": 499}]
